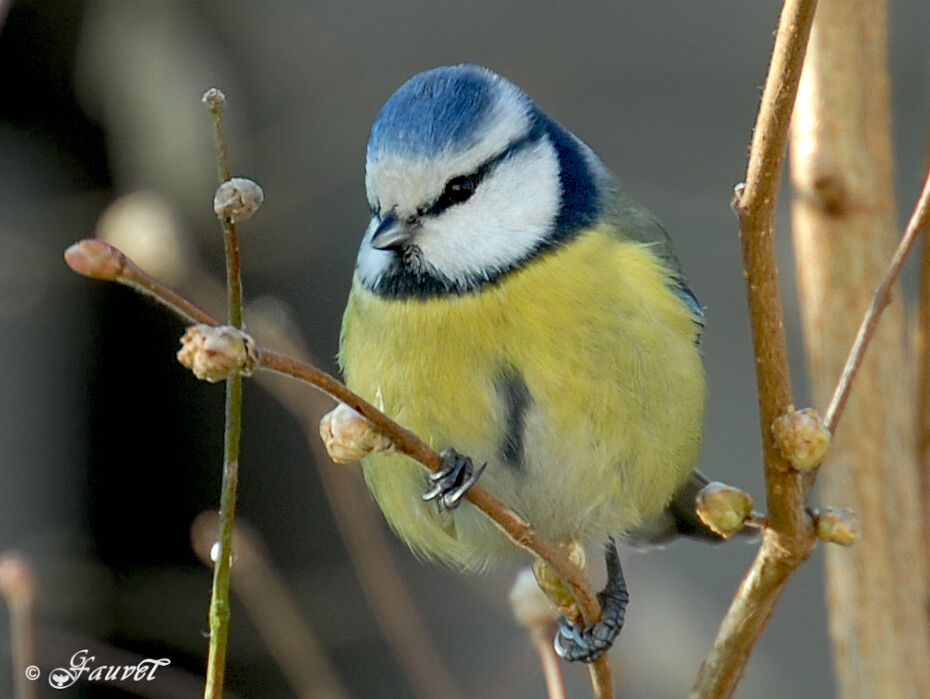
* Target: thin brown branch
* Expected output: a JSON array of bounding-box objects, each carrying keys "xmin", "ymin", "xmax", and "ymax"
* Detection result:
[
  {"xmin": 260, "ymin": 350, "xmax": 614, "ymax": 696},
  {"xmin": 822, "ymin": 168, "xmax": 930, "ymax": 432},
  {"xmin": 259, "ymin": 351, "xmax": 600, "ymax": 609},
  {"xmin": 64, "ymin": 238, "xmax": 611, "ymax": 697},
  {"xmin": 692, "ymin": 1, "xmax": 819, "ymax": 697}
]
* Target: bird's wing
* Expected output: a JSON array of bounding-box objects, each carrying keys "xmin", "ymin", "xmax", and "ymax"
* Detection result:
[{"xmin": 607, "ymin": 189, "xmax": 705, "ymax": 336}]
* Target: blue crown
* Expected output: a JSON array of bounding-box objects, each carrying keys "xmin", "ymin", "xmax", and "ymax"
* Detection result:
[{"xmin": 368, "ymin": 65, "xmax": 507, "ymax": 160}]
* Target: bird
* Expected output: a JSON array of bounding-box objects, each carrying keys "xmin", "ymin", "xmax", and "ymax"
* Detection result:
[{"xmin": 339, "ymin": 64, "xmax": 710, "ymax": 662}]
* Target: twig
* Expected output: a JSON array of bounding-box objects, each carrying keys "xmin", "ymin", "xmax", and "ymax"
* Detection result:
[
  {"xmin": 202, "ymin": 87, "xmax": 245, "ymax": 699},
  {"xmin": 63, "ymin": 238, "xmax": 611, "ymax": 697},
  {"xmin": 192, "ymin": 513, "xmax": 350, "ymax": 699},
  {"xmin": 821, "ymin": 168, "xmax": 930, "ymax": 432},
  {"xmin": 0, "ymin": 553, "xmax": 39, "ymax": 699},
  {"xmin": 692, "ymin": 1, "xmax": 819, "ymax": 697}
]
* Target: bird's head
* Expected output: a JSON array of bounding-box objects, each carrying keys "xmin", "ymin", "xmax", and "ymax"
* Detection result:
[{"xmin": 358, "ymin": 64, "xmax": 609, "ymax": 297}]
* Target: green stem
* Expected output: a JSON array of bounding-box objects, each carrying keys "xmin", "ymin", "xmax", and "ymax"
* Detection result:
[{"xmin": 203, "ymin": 88, "xmax": 245, "ymax": 699}]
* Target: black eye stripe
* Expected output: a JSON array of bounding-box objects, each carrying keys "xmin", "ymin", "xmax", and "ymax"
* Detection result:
[{"xmin": 423, "ymin": 119, "xmax": 544, "ymax": 218}]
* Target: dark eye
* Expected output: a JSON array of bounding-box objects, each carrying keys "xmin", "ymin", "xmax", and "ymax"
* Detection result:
[{"xmin": 436, "ymin": 174, "xmax": 477, "ymax": 211}]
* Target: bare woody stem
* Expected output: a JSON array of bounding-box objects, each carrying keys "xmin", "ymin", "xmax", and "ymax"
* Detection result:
[
  {"xmin": 823, "ymin": 167, "xmax": 930, "ymax": 433},
  {"xmin": 692, "ymin": 0, "xmax": 819, "ymax": 696},
  {"xmin": 63, "ymin": 237, "xmax": 612, "ymax": 697},
  {"xmin": 733, "ymin": 0, "xmax": 818, "ymax": 542},
  {"xmin": 203, "ymin": 88, "xmax": 245, "ymax": 699}
]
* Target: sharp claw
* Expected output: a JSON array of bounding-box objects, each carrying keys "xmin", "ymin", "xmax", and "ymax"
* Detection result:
[
  {"xmin": 421, "ymin": 483, "xmax": 443, "ymax": 502},
  {"xmin": 444, "ymin": 463, "xmax": 486, "ymax": 507},
  {"xmin": 423, "ymin": 450, "xmax": 484, "ymax": 511},
  {"xmin": 556, "ymin": 615, "xmax": 586, "ymax": 646},
  {"xmin": 444, "ymin": 484, "xmax": 469, "ymax": 508}
]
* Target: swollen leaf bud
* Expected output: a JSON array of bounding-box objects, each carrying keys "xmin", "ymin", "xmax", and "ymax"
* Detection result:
[
  {"xmin": 64, "ymin": 239, "xmax": 127, "ymax": 280},
  {"xmin": 201, "ymin": 88, "xmax": 226, "ymax": 111},
  {"xmin": 814, "ymin": 507, "xmax": 858, "ymax": 546},
  {"xmin": 177, "ymin": 324, "xmax": 258, "ymax": 382},
  {"xmin": 772, "ymin": 407, "xmax": 830, "ymax": 471},
  {"xmin": 319, "ymin": 403, "xmax": 393, "ymax": 463},
  {"xmin": 532, "ymin": 540, "xmax": 587, "ymax": 613},
  {"xmin": 214, "ymin": 177, "xmax": 264, "ymax": 223},
  {"xmin": 696, "ymin": 482, "xmax": 754, "ymax": 538}
]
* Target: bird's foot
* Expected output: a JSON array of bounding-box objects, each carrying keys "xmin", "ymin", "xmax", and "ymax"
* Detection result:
[
  {"xmin": 554, "ymin": 538, "xmax": 629, "ymax": 663},
  {"xmin": 421, "ymin": 448, "xmax": 486, "ymax": 511}
]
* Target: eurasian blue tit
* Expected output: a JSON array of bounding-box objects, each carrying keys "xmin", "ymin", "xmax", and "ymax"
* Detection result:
[{"xmin": 339, "ymin": 64, "xmax": 712, "ymax": 662}]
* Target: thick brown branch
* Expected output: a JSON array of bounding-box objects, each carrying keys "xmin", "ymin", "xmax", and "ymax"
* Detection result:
[
  {"xmin": 732, "ymin": 0, "xmax": 818, "ymax": 541},
  {"xmin": 691, "ymin": 536, "xmax": 803, "ymax": 697},
  {"xmin": 694, "ymin": 1, "xmax": 819, "ymax": 697}
]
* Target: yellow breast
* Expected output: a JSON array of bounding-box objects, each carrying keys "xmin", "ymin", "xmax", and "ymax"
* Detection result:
[{"xmin": 339, "ymin": 227, "xmax": 705, "ymax": 568}]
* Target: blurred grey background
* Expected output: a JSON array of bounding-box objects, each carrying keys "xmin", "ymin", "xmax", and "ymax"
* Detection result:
[{"xmin": 0, "ymin": 0, "xmax": 928, "ymax": 697}]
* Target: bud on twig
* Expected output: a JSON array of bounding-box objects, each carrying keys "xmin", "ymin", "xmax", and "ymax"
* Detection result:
[
  {"xmin": 214, "ymin": 178, "xmax": 264, "ymax": 223},
  {"xmin": 64, "ymin": 239, "xmax": 128, "ymax": 280},
  {"xmin": 177, "ymin": 324, "xmax": 258, "ymax": 382},
  {"xmin": 319, "ymin": 403, "xmax": 393, "ymax": 463},
  {"xmin": 696, "ymin": 482, "xmax": 754, "ymax": 538},
  {"xmin": 201, "ymin": 87, "xmax": 226, "ymax": 111},
  {"xmin": 772, "ymin": 407, "xmax": 830, "ymax": 471},
  {"xmin": 814, "ymin": 507, "xmax": 858, "ymax": 546},
  {"xmin": 532, "ymin": 540, "xmax": 587, "ymax": 613}
]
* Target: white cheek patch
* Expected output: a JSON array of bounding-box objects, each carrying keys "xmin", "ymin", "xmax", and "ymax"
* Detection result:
[{"xmin": 416, "ymin": 139, "xmax": 562, "ymax": 282}]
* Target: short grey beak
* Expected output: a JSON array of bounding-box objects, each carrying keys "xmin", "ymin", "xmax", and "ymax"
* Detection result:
[{"xmin": 370, "ymin": 214, "xmax": 413, "ymax": 250}]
